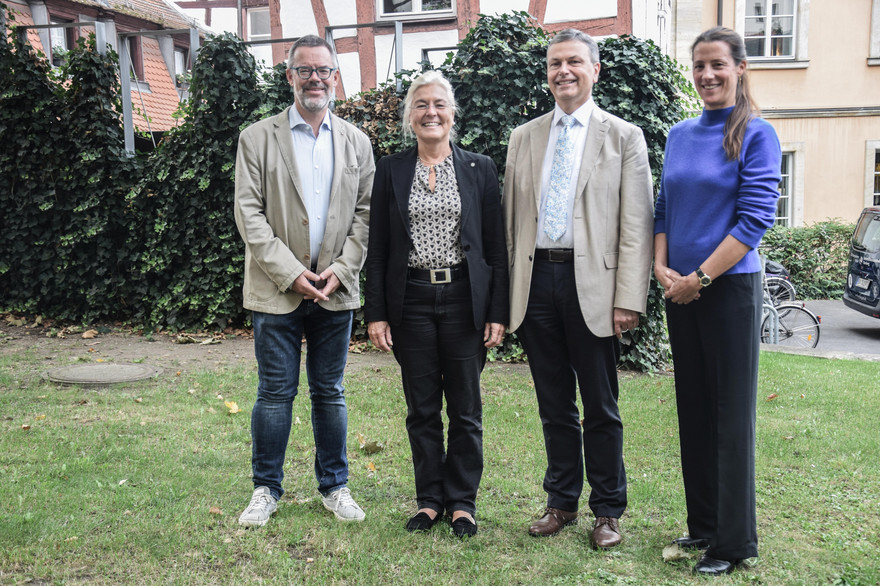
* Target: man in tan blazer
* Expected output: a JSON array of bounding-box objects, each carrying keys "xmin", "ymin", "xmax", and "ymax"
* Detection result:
[
  {"xmin": 503, "ymin": 29, "xmax": 653, "ymax": 548},
  {"xmin": 234, "ymin": 35, "xmax": 374, "ymax": 528}
]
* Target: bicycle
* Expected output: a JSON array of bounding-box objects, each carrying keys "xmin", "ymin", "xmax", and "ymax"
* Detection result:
[{"xmin": 760, "ymin": 262, "xmax": 820, "ymax": 348}]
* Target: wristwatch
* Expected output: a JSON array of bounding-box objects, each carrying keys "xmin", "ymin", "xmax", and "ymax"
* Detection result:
[{"xmin": 695, "ymin": 267, "xmax": 712, "ymax": 288}]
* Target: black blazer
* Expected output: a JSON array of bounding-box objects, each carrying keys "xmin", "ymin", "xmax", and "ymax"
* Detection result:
[{"xmin": 364, "ymin": 143, "xmax": 509, "ymax": 330}]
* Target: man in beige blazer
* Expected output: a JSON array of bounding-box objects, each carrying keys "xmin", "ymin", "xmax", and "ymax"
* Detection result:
[
  {"xmin": 234, "ymin": 35, "xmax": 374, "ymax": 528},
  {"xmin": 503, "ymin": 29, "xmax": 653, "ymax": 548}
]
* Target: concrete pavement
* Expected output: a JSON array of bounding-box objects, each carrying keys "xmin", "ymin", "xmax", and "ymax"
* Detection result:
[{"xmin": 761, "ymin": 299, "xmax": 880, "ymax": 361}]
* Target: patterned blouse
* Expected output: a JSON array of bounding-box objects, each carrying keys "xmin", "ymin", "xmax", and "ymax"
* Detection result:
[{"xmin": 407, "ymin": 154, "xmax": 466, "ymax": 270}]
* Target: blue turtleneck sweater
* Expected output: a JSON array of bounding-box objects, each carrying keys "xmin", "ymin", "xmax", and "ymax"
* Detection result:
[{"xmin": 654, "ymin": 106, "xmax": 781, "ymax": 276}]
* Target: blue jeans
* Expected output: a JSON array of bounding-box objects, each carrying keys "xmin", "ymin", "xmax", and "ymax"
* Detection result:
[{"xmin": 250, "ymin": 304, "xmax": 352, "ymax": 499}]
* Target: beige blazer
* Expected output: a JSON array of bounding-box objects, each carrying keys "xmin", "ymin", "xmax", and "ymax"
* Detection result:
[
  {"xmin": 502, "ymin": 107, "xmax": 654, "ymax": 337},
  {"xmin": 234, "ymin": 106, "xmax": 375, "ymax": 314}
]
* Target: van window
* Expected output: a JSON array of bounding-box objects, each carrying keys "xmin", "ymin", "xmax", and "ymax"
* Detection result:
[{"xmin": 852, "ymin": 211, "xmax": 880, "ymax": 253}]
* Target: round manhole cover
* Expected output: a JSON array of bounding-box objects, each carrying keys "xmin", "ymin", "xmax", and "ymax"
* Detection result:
[{"xmin": 44, "ymin": 363, "xmax": 163, "ymax": 386}]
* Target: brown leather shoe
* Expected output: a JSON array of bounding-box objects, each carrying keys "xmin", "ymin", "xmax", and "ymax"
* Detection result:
[
  {"xmin": 590, "ymin": 516, "xmax": 621, "ymax": 549},
  {"xmin": 528, "ymin": 508, "xmax": 578, "ymax": 537}
]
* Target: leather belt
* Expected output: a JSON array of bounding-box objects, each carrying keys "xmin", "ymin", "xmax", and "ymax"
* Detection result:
[
  {"xmin": 534, "ymin": 248, "xmax": 574, "ymax": 262},
  {"xmin": 407, "ymin": 264, "xmax": 468, "ymax": 284}
]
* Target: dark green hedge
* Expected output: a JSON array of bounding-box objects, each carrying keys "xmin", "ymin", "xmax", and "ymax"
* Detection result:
[{"xmin": 762, "ymin": 220, "xmax": 853, "ymax": 300}]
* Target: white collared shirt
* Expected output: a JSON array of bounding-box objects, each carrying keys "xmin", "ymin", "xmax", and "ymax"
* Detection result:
[
  {"xmin": 289, "ymin": 106, "xmax": 334, "ymax": 267},
  {"xmin": 536, "ymin": 99, "xmax": 595, "ymax": 250}
]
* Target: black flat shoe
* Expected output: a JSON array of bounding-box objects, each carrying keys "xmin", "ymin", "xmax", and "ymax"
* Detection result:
[
  {"xmin": 406, "ymin": 511, "xmax": 440, "ymax": 532},
  {"xmin": 693, "ymin": 554, "xmax": 740, "ymax": 576},
  {"xmin": 451, "ymin": 517, "xmax": 478, "ymax": 538},
  {"xmin": 672, "ymin": 536, "xmax": 710, "ymax": 550}
]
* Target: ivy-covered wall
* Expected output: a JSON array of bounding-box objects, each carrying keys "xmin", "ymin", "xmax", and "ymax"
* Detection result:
[{"xmin": 2, "ymin": 7, "xmax": 700, "ymax": 370}]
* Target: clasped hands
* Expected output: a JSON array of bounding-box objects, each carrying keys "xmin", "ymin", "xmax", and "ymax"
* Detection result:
[
  {"xmin": 655, "ymin": 266, "xmax": 701, "ymax": 305},
  {"xmin": 290, "ymin": 268, "xmax": 340, "ymax": 302}
]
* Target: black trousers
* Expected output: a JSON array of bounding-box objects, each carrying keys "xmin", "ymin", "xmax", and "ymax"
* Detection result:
[
  {"xmin": 391, "ymin": 277, "xmax": 486, "ymax": 516},
  {"xmin": 665, "ymin": 272, "xmax": 761, "ymax": 561},
  {"xmin": 517, "ymin": 259, "xmax": 626, "ymax": 517}
]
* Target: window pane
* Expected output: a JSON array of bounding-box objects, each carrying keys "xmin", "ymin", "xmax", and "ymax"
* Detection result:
[
  {"xmin": 772, "ymin": 16, "xmax": 793, "ymax": 35},
  {"xmin": 745, "ymin": 38, "xmax": 765, "ymax": 56},
  {"xmin": 384, "ymin": 0, "xmax": 413, "ymax": 13},
  {"xmin": 49, "ymin": 23, "xmax": 67, "ymax": 51},
  {"xmin": 249, "ymin": 9, "xmax": 270, "ymax": 37},
  {"xmin": 776, "ymin": 153, "xmax": 792, "ymax": 226},
  {"xmin": 422, "ymin": 0, "xmax": 451, "ymax": 10},
  {"xmin": 744, "ymin": 18, "xmax": 766, "ymax": 37},
  {"xmin": 771, "ymin": 36, "xmax": 793, "ymax": 56},
  {"xmin": 772, "ymin": 0, "xmax": 795, "ymax": 16},
  {"xmin": 746, "ymin": 0, "xmax": 767, "ymax": 16},
  {"xmin": 874, "ymin": 152, "xmax": 880, "ymax": 204}
]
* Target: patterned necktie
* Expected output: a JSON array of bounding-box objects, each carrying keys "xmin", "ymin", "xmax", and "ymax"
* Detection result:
[{"xmin": 544, "ymin": 114, "xmax": 576, "ymax": 241}]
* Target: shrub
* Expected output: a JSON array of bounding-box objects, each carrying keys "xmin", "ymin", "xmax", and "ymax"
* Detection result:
[{"xmin": 762, "ymin": 220, "xmax": 854, "ymax": 300}]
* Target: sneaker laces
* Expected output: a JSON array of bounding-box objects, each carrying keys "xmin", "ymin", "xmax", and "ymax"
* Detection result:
[
  {"xmin": 333, "ymin": 487, "xmax": 357, "ymax": 510},
  {"xmin": 248, "ymin": 491, "xmax": 274, "ymax": 511}
]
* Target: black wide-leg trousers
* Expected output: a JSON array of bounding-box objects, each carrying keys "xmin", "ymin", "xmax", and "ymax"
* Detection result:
[{"xmin": 665, "ymin": 271, "xmax": 761, "ymax": 561}]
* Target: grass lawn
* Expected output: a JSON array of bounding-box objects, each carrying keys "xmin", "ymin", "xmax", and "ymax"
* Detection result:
[{"xmin": 1, "ymin": 349, "xmax": 878, "ymax": 584}]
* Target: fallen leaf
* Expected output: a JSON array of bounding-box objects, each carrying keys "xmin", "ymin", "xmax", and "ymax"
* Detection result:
[
  {"xmin": 35, "ymin": 414, "xmax": 46, "ymax": 420},
  {"xmin": 96, "ymin": 358, "xmax": 104, "ymax": 362},
  {"xmin": 782, "ymin": 436, "xmax": 794, "ymax": 440},
  {"xmin": 82, "ymin": 329, "xmax": 99, "ymax": 339},
  {"xmin": 21, "ymin": 424, "xmax": 31, "ymax": 431},
  {"xmin": 176, "ymin": 335, "xmax": 197, "ymax": 344},
  {"xmin": 766, "ymin": 393, "xmax": 778, "ymax": 401},
  {"xmin": 306, "ymin": 558, "xmax": 315, "ymax": 563},
  {"xmin": 367, "ymin": 461, "xmax": 377, "ymax": 472},
  {"xmin": 209, "ymin": 506, "xmax": 223, "ymax": 515},
  {"xmin": 187, "ymin": 389, "xmax": 196, "ymax": 395},
  {"xmin": 118, "ymin": 479, "xmax": 128, "ymax": 486},
  {"xmin": 800, "ymin": 394, "xmax": 805, "ymax": 399},
  {"xmin": 216, "ymin": 393, "xmax": 224, "ymax": 400},
  {"xmin": 200, "ymin": 337, "xmax": 221, "ymax": 345},
  {"xmin": 176, "ymin": 371, "xmax": 182, "ymax": 376},
  {"xmin": 134, "ymin": 397, "xmax": 143, "ymax": 403},
  {"xmin": 87, "ymin": 347, "xmax": 96, "ymax": 353},
  {"xmin": 225, "ymin": 400, "xmax": 241, "ymax": 414},
  {"xmin": 64, "ymin": 536, "xmax": 78, "ymax": 542},
  {"xmin": 362, "ymin": 440, "xmax": 384, "ymax": 454},
  {"xmin": 662, "ymin": 544, "xmax": 695, "ymax": 562},
  {"xmin": 294, "ymin": 416, "xmax": 301, "ymax": 425}
]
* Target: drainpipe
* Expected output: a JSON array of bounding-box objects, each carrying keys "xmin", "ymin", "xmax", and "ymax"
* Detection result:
[{"xmin": 717, "ymin": 0, "xmax": 723, "ymax": 26}]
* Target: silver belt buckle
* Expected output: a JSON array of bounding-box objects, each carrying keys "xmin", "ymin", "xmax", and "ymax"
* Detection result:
[{"xmin": 430, "ymin": 268, "xmax": 452, "ymax": 284}]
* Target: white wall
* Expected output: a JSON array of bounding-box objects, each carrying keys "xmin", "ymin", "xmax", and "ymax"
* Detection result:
[{"xmin": 543, "ymin": 0, "xmax": 616, "ymax": 24}]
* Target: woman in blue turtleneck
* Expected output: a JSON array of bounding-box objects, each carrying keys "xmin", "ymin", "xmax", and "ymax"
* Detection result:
[{"xmin": 653, "ymin": 27, "xmax": 780, "ymax": 576}]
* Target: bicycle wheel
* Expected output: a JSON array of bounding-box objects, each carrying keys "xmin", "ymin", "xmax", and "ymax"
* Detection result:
[
  {"xmin": 765, "ymin": 275, "xmax": 796, "ymax": 306},
  {"xmin": 761, "ymin": 304, "xmax": 820, "ymax": 348}
]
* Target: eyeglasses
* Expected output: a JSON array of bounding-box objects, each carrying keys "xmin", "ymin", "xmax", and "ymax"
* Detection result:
[
  {"xmin": 413, "ymin": 103, "xmax": 450, "ymax": 112},
  {"xmin": 290, "ymin": 66, "xmax": 337, "ymax": 80}
]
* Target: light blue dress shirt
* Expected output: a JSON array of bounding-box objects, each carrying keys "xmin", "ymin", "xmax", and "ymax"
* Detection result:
[
  {"xmin": 289, "ymin": 106, "xmax": 334, "ymax": 268},
  {"xmin": 536, "ymin": 99, "xmax": 594, "ymax": 250}
]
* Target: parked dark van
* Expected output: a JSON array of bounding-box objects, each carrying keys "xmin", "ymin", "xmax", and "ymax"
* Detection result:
[{"xmin": 843, "ymin": 206, "xmax": 880, "ymax": 318}]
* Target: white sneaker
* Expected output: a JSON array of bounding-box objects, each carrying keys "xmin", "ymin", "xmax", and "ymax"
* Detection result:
[
  {"xmin": 238, "ymin": 486, "xmax": 278, "ymax": 527},
  {"xmin": 321, "ymin": 487, "xmax": 365, "ymax": 522}
]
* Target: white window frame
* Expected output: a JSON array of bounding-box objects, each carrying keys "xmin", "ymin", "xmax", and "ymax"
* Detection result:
[
  {"xmin": 866, "ymin": 140, "xmax": 880, "ymax": 207},
  {"xmin": 246, "ymin": 7, "xmax": 271, "ymax": 41},
  {"xmin": 870, "ymin": 0, "xmax": 880, "ymax": 66},
  {"xmin": 378, "ymin": 0, "xmax": 456, "ymax": 21},
  {"xmin": 779, "ymin": 142, "xmax": 805, "ymax": 226},
  {"xmin": 736, "ymin": 0, "xmax": 810, "ymax": 69},
  {"xmin": 776, "ymin": 151, "xmax": 793, "ymax": 226}
]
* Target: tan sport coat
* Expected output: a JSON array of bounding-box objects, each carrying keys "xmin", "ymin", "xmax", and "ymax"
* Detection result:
[
  {"xmin": 502, "ymin": 107, "xmax": 654, "ymax": 337},
  {"xmin": 234, "ymin": 106, "xmax": 375, "ymax": 314}
]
